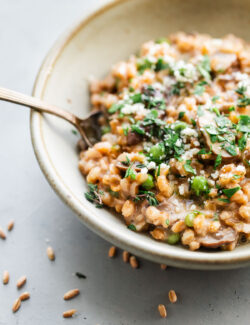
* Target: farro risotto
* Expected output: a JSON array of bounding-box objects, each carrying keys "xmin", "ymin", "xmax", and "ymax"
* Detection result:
[{"xmin": 79, "ymin": 32, "xmax": 250, "ymax": 251}]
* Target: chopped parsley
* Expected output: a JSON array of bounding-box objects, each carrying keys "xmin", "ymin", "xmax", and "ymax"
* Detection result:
[
  {"xmin": 222, "ymin": 186, "xmax": 241, "ymax": 199},
  {"xmin": 184, "ymin": 160, "xmax": 196, "ymax": 175},
  {"xmin": 214, "ymin": 154, "xmax": 222, "ymax": 169},
  {"xmin": 127, "ymin": 224, "xmax": 136, "ymax": 231},
  {"xmin": 194, "ymin": 81, "xmax": 207, "ymax": 95},
  {"xmin": 197, "ymin": 55, "xmax": 211, "ymax": 81}
]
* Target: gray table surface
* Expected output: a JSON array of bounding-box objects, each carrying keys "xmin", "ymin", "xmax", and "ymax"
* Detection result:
[{"xmin": 0, "ymin": 1, "xmax": 250, "ymax": 324}]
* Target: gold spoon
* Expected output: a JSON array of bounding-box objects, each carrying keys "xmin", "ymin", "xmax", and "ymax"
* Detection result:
[{"xmin": 0, "ymin": 86, "xmax": 104, "ymax": 147}]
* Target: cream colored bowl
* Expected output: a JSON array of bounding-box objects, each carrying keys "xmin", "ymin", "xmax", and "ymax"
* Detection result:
[{"xmin": 30, "ymin": 0, "xmax": 250, "ymax": 269}]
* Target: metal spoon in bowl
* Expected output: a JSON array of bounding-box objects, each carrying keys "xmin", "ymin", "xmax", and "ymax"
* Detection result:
[{"xmin": 0, "ymin": 86, "xmax": 105, "ymax": 148}]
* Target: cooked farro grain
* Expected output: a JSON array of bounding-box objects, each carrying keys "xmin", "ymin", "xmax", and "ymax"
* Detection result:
[
  {"xmin": 19, "ymin": 292, "xmax": 30, "ymax": 301},
  {"xmin": 160, "ymin": 264, "xmax": 167, "ymax": 270},
  {"xmin": 46, "ymin": 246, "xmax": 55, "ymax": 261},
  {"xmin": 63, "ymin": 289, "xmax": 80, "ymax": 301},
  {"xmin": 7, "ymin": 220, "xmax": 14, "ymax": 231},
  {"xmin": 129, "ymin": 256, "xmax": 139, "ymax": 269},
  {"xmin": 2, "ymin": 270, "xmax": 9, "ymax": 284},
  {"xmin": 16, "ymin": 276, "xmax": 27, "ymax": 289},
  {"xmin": 158, "ymin": 304, "xmax": 167, "ymax": 318},
  {"xmin": 0, "ymin": 227, "xmax": 6, "ymax": 240},
  {"xmin": 108, "ymin": 246, "xmax": 116, "ymax": 258},
  {"xmin": 80, "ymin": 32, "xmax": 250, "ymax": 252},
  {"xmin": 63, "ymin": 309, "xmax": 77, "ymax": 318},
  {"xmin": 168, "ymin": 289, "xmax": 178, "ymax": 303},
  {"xmin": 122, "ymin": 251, "xmax": 130, "ymax": 263},
  {"xmin": 12, "ymin": 298, "xmax": 21, "ymax": 313}
]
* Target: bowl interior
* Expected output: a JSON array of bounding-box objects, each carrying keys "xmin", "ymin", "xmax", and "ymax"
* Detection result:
[{"xmin": 31, "ymin": 0, "xmax": 250, "ymax": 269}]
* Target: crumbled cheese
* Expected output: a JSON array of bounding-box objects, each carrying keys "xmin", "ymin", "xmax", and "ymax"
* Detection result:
[
  {"xmin": 160, "ymin": 163, "xmax": 168, "ymax": 169},
  {"xmin": 200, "ymin": 170, "xmax": 205, "ymax": 175},
  {"xmin": 211, "ymin": 171, "xmax": 219, "ymax": 179},
  {"xmin": 172, "ymin": 60, "xmax": 198, "ymax": 83},
  {"xmin": 175, "ymin": 139, "xmax": 182, "ymax": 147},
  {"xmin": 182, "ymin": 148, "xmax": 199, "ymax": 160},
  {"xmin": 181, "ymin": 127, "xmax": 198, "ymax": 138},
  {"xmin": 208, "ymin": 179, "xmax": 215, "ymax": 186},
  {"xmin": 236, "ymin": 165, "xmax": 246, "ymax": 173},
  {"xmin": 175, "ymin": 207, "xmax": 181, "ymax": 213},
  {"xmin": 179, "ymin": 184, "xmax": 185, "ymax": 195},
  {"xmin": 121, "ymin": 103, "xmax": 149, "ymax": 116},
  {"xmin": 184, "ymin": 144, "xmax": 191, "ymax": 150},
  {"xmin": 141, "ymin": 167, "xmax": 148, "ymax": 174},
  {"xmin": 193, "ymin": 141, "xmax": 200, "ymax": 147},
  {"xmin": 147, "ymin": 161, "xmax": 156, "ymax": 169},
  {"xmin": 190, "ymin": 204, "xmax": 196, "ymax": 210}
]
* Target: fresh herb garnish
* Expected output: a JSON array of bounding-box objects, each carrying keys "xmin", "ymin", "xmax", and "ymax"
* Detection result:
[
  {"xmin": 75, "ymin": 272, "xmax": 87, "ymax": 279},
  {"xmin": 194, "ymin": 81, "xmax": 207, "ymax": 95},
  {"xmin": 238, "ymin": 133, "xmax": 247, "ymax": 151},
  {"xmin": 197, "ymin": 55, "xmax": 211, "ymax": 81},
  {"xmin": 131, "ymin": 123, "xmax": 145, "ymax": 135},
  {"xmin": 84, "ymin": 184, "xmax": 103, "ymax": 208},
  {"xmin": 222, "ymin": 186, "xmax": 241, "ymax": 199},
  {"xmin": 214, "ymin": 154, "xmax": 222, "ymax": 169},
  {"xmin": 133, "ymin": 190, "xmax": 159, "ymax": 206},
  {"xmin": 121, "ymin": 156, "xmax": 131, "ymax": 166},
  {"xmin": 212, "ymin": 96, "xmax": 220, "ymax": 103},
  {"xmin": 178, "ymin": 111, "xmax": 185, "ymax": 119},
  {"xmin": 171, "ymin": 82, "xmax": 185, "ymax": 95},
  {"xmin": 125, "ymin": 163, "xmax": 136, "ymax": 180},
  {"xmin": 108, "ymin": 102, "xmax": 124, "ymax": 114},
  {"xmin": 184, "ymin": 160, "xmax": 196, "ymax": 174},
  {"xmin": 127, "ymin": 224, "xmax": 136, "ymax": 231}
]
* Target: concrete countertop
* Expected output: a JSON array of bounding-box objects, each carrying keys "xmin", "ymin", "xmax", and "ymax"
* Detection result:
[{"xmin": 0, "ymin": 1, "xmax": 249, "ymax": 324}]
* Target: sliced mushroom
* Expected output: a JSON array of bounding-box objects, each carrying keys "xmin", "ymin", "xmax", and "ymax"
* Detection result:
[
  {"xmin": 116, "ymin": 161, "xmax": 142, "ymax": 172},
  {"xmin": 127, "ymin": 131, "xmax": 142, "ymax": 146},
  {"xmin": 198, "ymin": 227, "xmax": 236, "ymax": 248},
  {"xmin": 197, "ymin": 109, "xmax": 239, "ymax": 159}
]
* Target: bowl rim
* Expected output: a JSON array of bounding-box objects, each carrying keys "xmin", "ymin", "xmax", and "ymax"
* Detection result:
[{"xmin": 30, "ymin": 0, "xmax": 250, "ymax": 269}]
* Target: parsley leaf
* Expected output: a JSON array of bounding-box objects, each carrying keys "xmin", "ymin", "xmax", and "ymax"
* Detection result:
[
  {"xmin": 222, "ymin": 187, "xmax": 241, "ymax": 199},
  {"xmin": 184, "ymin": 160, "xmax": 196, "ymax": 174},
  {"xmin": 197, "ymin": 55, "xmax": 211, "ymax": 81},
  {"xmin": 214, "ymin": 154, "xmax": 222, "ymax": 169},
  {"xmin": 127, "ymin": 224, "xmax": 136, "ymax": 231},
  {"xmin": 108, "ymin": 102, "xmax": 124, "ymax": 114}
]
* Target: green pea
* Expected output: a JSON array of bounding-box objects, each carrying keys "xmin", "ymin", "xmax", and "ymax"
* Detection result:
[
  {"xmin": 185, "ymin": 212, "xmax": 196, "ymax": 227},
  {"xmin": 191, "ymin": 176, "xmax": 209, "ymax": 196},
  {"xmin": 141, "ymin": 174, "xmax": 154, "ymax": 190},
  {"xmin": 149, "ymin": 143, "xmax": 165, "ymax": 162},
  {"xmin": 174, "ymin": 122, "xmax": 187, "ymax": 132},
  {"xmin": 167, "ymin": 233, "xmax": 180, "ymax": 245}
]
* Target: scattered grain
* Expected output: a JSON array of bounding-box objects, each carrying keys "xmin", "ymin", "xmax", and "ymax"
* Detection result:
[
  {"xmin": 158, "ymin": 304, "xmax": 167, "ymax": 318},
  {"xmin": 17, "ymin": 276, "xmax": 27, "ymax": 289},
  {"xmin": 108, "ymin": 246, "xmax": 116, "ymax": 258},
  {"xmin": 160, "ymin": 264, "xmax": 167, "ymax": 270},
  {"xmin": 7, "ymin": 220, "xmax": 14, "ymax": 231},
  {"xmin": 0, "ymin": 227, "xmax": 6, "ymax": 240},
  {"xmin": 19, "ymin": 292, "xmax": 30, "ymax": 301},
  {"xmin": 122, "ymin": 251, "xmax": 130, "ymax": 263},
  {"xmin": 168, "ymin": 289, "xmax": 177, "ymax": 303},
  {"xmin": 2, "ymin": 270, "xmax": 9, "ymax": 284},
  {"xmin": 47, "ymin": 246, "xmax": 55, "ymax": 261},
  {"xmin": 12, "ymin": 298, "xmax": 21, "ymax": 313},
  {"xmin": 63, "ymin": 309, "xmax": 77, "ymax": 318},
  {"xmin": 63, "ymin": 288, "xmax": 80, "ymax": 301},
  {"xmin": 129, "ymin": 256, "xmax": 139, "ymax": 269}
]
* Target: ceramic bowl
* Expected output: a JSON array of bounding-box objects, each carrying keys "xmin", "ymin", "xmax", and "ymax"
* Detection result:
[{"xmin": 30, "ymin": 0, "xmax": 250, "ymax": 270}]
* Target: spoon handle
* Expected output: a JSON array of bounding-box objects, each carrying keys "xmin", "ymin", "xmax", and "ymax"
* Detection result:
[{"xmin": 0, "ymin": 86, "xmax": 78, "ymax": 126}]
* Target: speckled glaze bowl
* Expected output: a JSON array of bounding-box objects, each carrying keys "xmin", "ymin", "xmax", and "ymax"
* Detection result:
[{"xmin": 30, "ymin": 0, "xmax": 250, "ymax": 270}]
